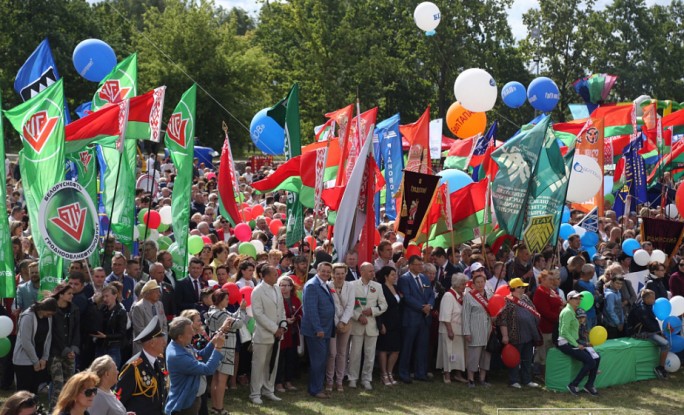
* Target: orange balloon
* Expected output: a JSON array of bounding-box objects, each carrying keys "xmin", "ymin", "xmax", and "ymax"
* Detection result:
[{"xmin": 446, "ymin": 101, "xmax": 487, "ymax": 139}]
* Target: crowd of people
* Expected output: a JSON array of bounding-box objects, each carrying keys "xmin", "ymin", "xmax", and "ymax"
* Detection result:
[{"xmin": 1, "ymin": 154, "xmax": 682, "ymax": 415}]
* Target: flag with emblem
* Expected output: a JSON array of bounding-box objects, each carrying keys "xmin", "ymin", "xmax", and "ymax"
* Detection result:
[
  {"xmin": 66, "ymin": 147, "xmax": 100, "ymax": 267},
  {"xmin": 0, "ymin": 93, "xmax": 15, "ymax": 298},
  {"xmin": 92, "ymin": 54, "xmax": 137, "ymax": 112},
  {"xmin": 4, "ymin": 80, "xmax": 65, "ymax": 290},
  {"xmin": 267, "ymin": 84, "xmax": 304, "ymax": 247},
  {"xmin": 165, "ymin": 84, "xmax": 196, "ymax": 277}
]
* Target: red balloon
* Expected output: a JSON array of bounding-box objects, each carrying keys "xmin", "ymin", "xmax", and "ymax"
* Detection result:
[
  {"xmin": 676, "ymin": 185, "xmax": 684, "ymax": 216},
  {"xmin": 406, "ymin": 244, "xmax": 421, "ymax": 259},
  {"xmin": 487, "ymin": 294, "xmax": 506, "ymax": 317},
  {"xmin": 234, "ymin": 223, "xmax": 252, "ymax": 242},
  {"xmin": 202, "ymin": 235, "xmax": 212, "ymax": 245},
  {"xmin": 222, "ymin": 283, "xmax": 241, "ymax": 304},
  {"xmin": 243, "ymin": 207, "xmax": 252, "ymax": 221},
  {"xmin": 239, "ymin": 286, "xmax": 253, "ymax": 306},
  {"xmin": 143, "ymin": 210, "xmax": 161, "ymax": 229},
  {"xmin": 251, "ymin": 204, "xmax": 264, "ymax": 218},
  {"xmin": 265, "ymin": 217, "xmax": 272, "ymax": 225},
  {"xmin": 495, "ymin": 284, "xmax": 511, "ymax": 297},
  {"xmin": 305, "ymin": 235, "xmax": 317, "ymax": 250},
  {"xmin": 501, "ymin": 343, "xmax": 521, "ymax": 368},
  {"xmin": 269, "ymin": 219, "xmax": 283, "ymax": 235},
  {"xmin": 374, "ymin": 229, "xmax": 381, "ymax": 245}
]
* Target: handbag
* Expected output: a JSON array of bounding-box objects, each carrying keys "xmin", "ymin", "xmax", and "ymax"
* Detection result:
[{"xmin": 486, "ymin": 326, "xmax": 502, "ymax": 354}]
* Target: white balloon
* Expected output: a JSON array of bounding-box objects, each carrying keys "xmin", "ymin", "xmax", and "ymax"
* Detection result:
[
  {"xmin": 567, "ymin": 155, "xmax": 602, "ymax": 203},
  {"xmin": 651, "ymin": 249, "xmax": 667, "ymax": 264},
  {"xmin": 250, "ymin": 240, "xmax": 265, "ymax": 253},
  {"xmin": 454, "ymin": 68, "xmax": 498, "ymax": 113},
  {"xmin": 666, "ymin": 204, "xmax": 679, "ymax": 219},
  {"xmin": 159, "ymin": 206, "xmax": 173, "ymax": 225},
  {"xmin": 633, "ymin": 95, "xmax": 652, "ymax": 117},
  {"xmin": 572, "ymin": 225, "xmax": 586, "ymax": 238},
  {"xmin": 0, "ymin": 316, "xmax": 13, "ymax": 338},
  {"xmin": 633, "ymin": 249, "xmax": 650, "ymax": 266},
  {"xmin": 146, "ymin": 229, "xmax": 160, "ymax": 241},
  {"xmin": 562, "ymin": 240, "xmax": 569, "ymax": 250},
  {"xmin": 413, "ymin": 2, "xmax": 441, "ymax": 32},
  {"xmin": 207, "ymin": 280, "xmax": 218, "ymax": 288},
  {"xmin": 133, "ymin": 225, "xmax": 140, "ymax": 241},
  {"xmin": 665, "ymin": 352, "xmax": 681, "ymax": 373},
  {"xmin": 670, "ymin": 296, "xmax": 684, "ymax": 316}
]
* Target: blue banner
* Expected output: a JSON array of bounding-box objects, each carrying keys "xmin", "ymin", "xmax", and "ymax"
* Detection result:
[
  {"xmin": 614, "ymin": 135, "xmax": 648, "ymax": 218},
  {"xmin": 376, "ymin": 114, "xmax": 402, "ymax": 221},
  {"xmin": 75, "ymin": 102, "xmax": 93, "ymax": 119}
]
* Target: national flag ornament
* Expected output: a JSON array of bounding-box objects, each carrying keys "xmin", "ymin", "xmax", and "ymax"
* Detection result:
[{"xmin": 217, "ymin": 124, "xmax": 243, "ymax": 226}]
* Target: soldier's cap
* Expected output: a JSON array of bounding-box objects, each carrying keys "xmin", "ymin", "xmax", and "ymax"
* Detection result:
[{"xmin": 134, "ymin": 315, "xmax": 164, "ymax": 343}]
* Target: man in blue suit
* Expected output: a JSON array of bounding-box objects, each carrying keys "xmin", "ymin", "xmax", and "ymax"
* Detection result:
[
  {"xmin": 302, "ymin": 261, "xmax": 336, "ymax": 398},
  {"xmin": 397, "ymin": 255, "xmax": 435, "ymax": 383}
]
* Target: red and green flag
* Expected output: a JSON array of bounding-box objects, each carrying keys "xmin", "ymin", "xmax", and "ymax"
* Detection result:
[
  {"xmin": 165, "ymin": 84, "xmax": 196, "ymax": 277},
  {"xmin": 218, "ymin": 124, "xmax": 243, "ymax": 226},
  {"xmin": 4, "ymin": 79, "xmax": 65, "ymax": 291},
  {"xmin": 0, "ymin": 92, "xmax": 15, "ymax": 298}
]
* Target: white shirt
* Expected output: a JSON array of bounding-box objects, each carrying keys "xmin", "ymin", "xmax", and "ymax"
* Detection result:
[{"xmin": 143, "ymin": 349, "xmax": 157, "ymax": 368}]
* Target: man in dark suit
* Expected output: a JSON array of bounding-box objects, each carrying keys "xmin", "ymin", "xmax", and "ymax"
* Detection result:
[
  {"xmin": 397, "ymin": 255, "xmax": 435, "ymax": 383},
  {"xmin": 301, "ymin": 262, "xmax": 336, "ymax": 399},
  {"xmin": 344, "ymin": 251, "xmax": 360, "ymax": 281},
  {"xmin": 174, "ymin": 257, "xmax": 205, "ymax": 313},
  {"xmin": 158, "ymin": 250, "xmax": 177, "ymax": 289},
  {"xmin": 433, "ymin": 247, "xmax": 458, "ymax": 290}
]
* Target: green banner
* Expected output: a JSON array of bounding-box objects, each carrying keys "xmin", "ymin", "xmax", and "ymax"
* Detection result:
[
  {"xmin": 165, "ymin": 84, "xmax": 197, "ymax": 278},
  {"xmin": 0, "ymin": 92, "xmax": 15, "ymax": 298},
  {"xmin": 67, "ymin": 147, "xmax": 101, "ymax": 266},
  {"xmin": 4, "ymin": 80, "xmax": 65, "ymax": 292}
]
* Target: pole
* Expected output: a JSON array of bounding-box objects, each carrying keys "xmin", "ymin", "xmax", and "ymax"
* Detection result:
[{"xmin": 142, "ymin": 149, "xmax": 157, "ymax": 242}]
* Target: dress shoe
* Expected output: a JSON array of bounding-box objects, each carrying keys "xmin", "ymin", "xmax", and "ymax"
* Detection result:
[
  {"xmin": 250, "ymin": 398, "xmax": 263, "ymax": 405},
  {"xmin": 263, "ymin": 394, "xmax": 282, "ymax": 401},
  {"xmin": 361, "ymin": 381, "xmax": 373, "ymax": 390}
]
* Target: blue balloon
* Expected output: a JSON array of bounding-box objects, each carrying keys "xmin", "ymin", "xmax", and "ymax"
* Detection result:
[
  {"xmin": 663, "ymin": 316, "xmax": 682, "ymax": 336},
  {"xmin": 527, "ymin": 77, "xmax": 560, "ymax": 112},
  {"xmin": 72, "ymin": 39, "xmax": 117, "ymax": 82},
  {"xmin": 559, "ymin": 223, "xmax": 575, "ymax": 240},
  {"xmin": 654, "ymin": 298, "xmax": 673, "ymax": 321},
  {"xmin": 669, "ymin": 334, "xmax": 684, "ymax": 353},
  {"xmin": 581, "ymin": 231, "xmax": 599, "ymax": 247},
  {"xmin": 437, "ymin": 169, "xmax": 473, "ymax": 193},
  {"xmin": 584, "ymin": 246, "xmax": 597, "ymax": 259},
  {"xmin": 622, "ymin": 238, "xmax": 640, "ymax": 257},
  {"xmin": 501, "ymin": 81, "xmax": 527, "ymax": 109},
  {"xmin": 561, "ymin": 206, "xmax": 571, "ymax": 224},
  {"xmin": 249, "ymin": 108, "xmax": 285, "ymax": 155}
]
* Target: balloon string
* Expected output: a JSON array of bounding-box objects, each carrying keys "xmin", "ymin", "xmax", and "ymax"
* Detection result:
[
  {"xmin": 108, "ymin": 3, "xmax": 251, "ymax": 136},
  {"xmin": 489, "ymin": 109, "xmax": 522, "ymax": 131}
]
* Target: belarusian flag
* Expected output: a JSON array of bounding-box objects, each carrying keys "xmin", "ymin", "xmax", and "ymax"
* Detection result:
[
  {"xmin": 591, "ymin": 104, "xmax": 633, "ymax": 137},
  {"xmin": 0, "ymin": 92, "xmax": 15, "ymax": 298},
  {"xmin": 663, "ymin": 108, "xmax": 684, "ymax": 135},
  {"xmin": 165, "ymin": 85, "xmax": 196, "ymax": 278},
  {"xmin": 218, "ymin": 124, "xmax": 243, "ymax": 226},
  {"xmin": 443, "ymin": 137, "xmax": 474, "ymax": 170},
  {"xmin": 326, "ymin": 104, "xmax": 354, "ymax": 184},
  {"xmin": 647, "ymin": 140, "xmax": 684, "ymax": 183},
  {"xmin": 4, "ymin": 79, "xmax": 65, "ymax": 291},
  {"xmin": 267, "ymin": 84, "xmax": 304, "ymax": 246},
  {"xmin": 401, "ymin": 107, "xmax": 432, "ymax": 174}
]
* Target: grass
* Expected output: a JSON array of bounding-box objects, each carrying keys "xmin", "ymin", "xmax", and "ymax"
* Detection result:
[{"xmin": 2, "ymin": 369, "xmax": 681, "ymax": 415}]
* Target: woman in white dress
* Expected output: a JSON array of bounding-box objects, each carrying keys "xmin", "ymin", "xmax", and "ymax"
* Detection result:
[{"xmin": 437, "ymin": 273, "xmax": 468, "ymax": 383}]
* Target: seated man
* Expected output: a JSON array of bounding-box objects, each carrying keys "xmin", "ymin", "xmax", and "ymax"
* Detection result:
[{"xmin": 627, "ymin": 289, "xmax": 671, "ymax": 379}]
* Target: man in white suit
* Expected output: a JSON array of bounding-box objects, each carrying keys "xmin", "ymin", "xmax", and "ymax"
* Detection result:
[
  {"xmin": 250, "ymin": 265, "xmax": 287, "ymax": 405},
  {"xmin": 348, "ymin": 262, "xmax": 387, "ymax": 390},
  {"xmin": 130, "ymin": 279, "xmax": 168, "ymax": 354}
]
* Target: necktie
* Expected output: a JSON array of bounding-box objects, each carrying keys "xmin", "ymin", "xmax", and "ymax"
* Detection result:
[
  {"xmin": 436, "ymin": 266, "xmax": 442, "ymax": 282},
  {"xmin": 415, "ymin": 276, "xmax": 422, "ymax": 290},
  {"xmin": 193, "ymin": 279, "xmax": 200, "ymax": 300}
]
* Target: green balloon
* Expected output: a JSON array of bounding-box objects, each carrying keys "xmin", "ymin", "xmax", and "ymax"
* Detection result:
[
  {"xmin": 157, "ymin": 222, "xmax": 169, "ymax": 233},
  {"xmin": 605, "ymin": 194, "xmax": 615, "ymax": 206},
  {"xmin": 137, "ymin": 208, "xmax": 149, "ymax": 224},
  {"xmin": 579, "ymin": 291, "xmax": 594, "ymax": 311},
  {"xmin": 0, "ymin": 337, "xmax": 10, "ymax": 358},
  {"xmin": 188, "ymin": 235, "xmax": 204, "ymax": 255},
  {"xmin": 249, "ymin": 220, "xmax": 256, "ymax": 229},
  {"xmin": 239, "ymin": 242, "xmax": 257, "ymax": 259},
  {"xmin": 157, "ymin": 236, "xmax": 172, "ymax": 251},
  {"xmin": 137, "ymin": 224, "xmax": 148, "ymax": 240},
  {"xmin": 247, "ymin": 318, "xmax": 256, "ymax": 334},
  {"xmin": 328, "ymin": 211, "xmax": 337, "ymax": 225}
]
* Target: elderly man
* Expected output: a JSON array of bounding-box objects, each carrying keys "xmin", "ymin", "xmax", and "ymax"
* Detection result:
[
  {"xmin": 165, "ymin": 317, "xmax": 224, "ymax": 415},
  {"xmin": 118, "ymin": 316, "xmax": 168, "ymax": 415},
  {"xmin": 250, "ymin": 265, "xmax": 287, "ymax": 405},
  {"xmin": 147, "ymin": 262, "xmax": 176, "ymax": 322},
  {"xmin": 302, "ymin": 262, "xmax": 336, "ymax": 398},
  {"xmin": 131, "ymin": 280, "xmax": 168, "ymax": 354},
  {"xmin": 348, "ymin": 262, "xmax": 387, "ymax": 390}
]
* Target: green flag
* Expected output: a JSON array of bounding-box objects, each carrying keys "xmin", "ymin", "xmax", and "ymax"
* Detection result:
[
  {"xmin": 4, "ymin": 80, "xmax": 65, "ymax": 291},
  {"xmin": 93, "ymin": 54, "xmax": 138, "ymax": 249},
  {"xmin": 66, "ymin": 147, "xmax": 101, "ymax": 266},
  {"xmin": 491, "ymin": 116, "xmax": 551, "ymax": 239},
  {"xmin": 165, "ymin": 84, "xmax": 197, "ymax": 278},
  {"xmin": 267, "ymin": 84, "xmax": 304, "ymax": 246},
  {"xmin": 0, "ymin": 92, "xmax": 15, "ymax": 298}
]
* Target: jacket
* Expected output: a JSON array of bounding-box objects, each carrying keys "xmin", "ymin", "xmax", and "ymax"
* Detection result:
[
  {"xmin": 51, "ymin": 302, "xmax": 81, "ymax": 357},
  {"xmin": 350, "ymin": 280, "xmax": 387, "ymax": 337},
  {"xmin": 627, "ymin": 301, "xmax": 661, "ymax": 335},
  {"xmin": 603, "ymin": 286, "xmax": 624, "ymax": 327},
  {"xmin": 645, "ymin": 274, "xmax": 669, "ymax": 300},
  {"xmin": 99, "ymin": 303, "xmax": 128, "ymax": 348},
  {"xmin": 251, "ymin": 282, "xmax": 285, "ymax": 345},
  {"xmin": 164, "ymin": 340, "xmax": 221, "ymax": 414},
  {"xmin": 301, "ymin": 275, "xmax": 336, "ymax": 338},
  {"xmin": 532, "ymin": 285, "xmax": 563, "ymax": 334},
  {"xmin": 13, "ymin": 309, "xmax": 52, "ymax": 365}
]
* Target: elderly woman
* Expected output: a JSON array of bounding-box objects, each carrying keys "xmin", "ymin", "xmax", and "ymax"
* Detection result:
[
  {"xmin": 325, "ymin": 263, "xmax": 355, "ymax": 392},
  {"xmin": 276, "ymin": 275, "xmax": 303, "ymax": 392},
  {"xmin": 0, "ymin": 391, "xmax": 38, "ymax": 415},
  {"xmin": 462, "ymin": 266, "xmax": 492, "ymax": 388},
  {"xmin": 497, "ymin": 278, "xmax": 541, "ymax": 388},
  {"xmin": 485, "ymin": 261, "xmax": 507, "ymax": 297},
  {"xmin": 533, "ymin": 270, "xmax": 564, "ymax": 376},
  {"xmin": 376, "ymin": 266, "xmax": 401, "ymax": 386},
  {"xmin": 88, "ymin": 356, "xmax": 132, "ymax": 415},
  {"xmin": 13, "ymin": 297, "xmax": 57, "ymax": 393},
  {"xmin": 437, "ymin": 273, "xmax": 468, "ymax": 384},
  {"xmin": 52, "ymin": 371, "xmax": 99, "ymax": 415}
]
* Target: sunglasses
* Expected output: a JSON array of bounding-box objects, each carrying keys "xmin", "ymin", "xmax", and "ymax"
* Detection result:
[
  {"xmin": 679, "ymin": 264, "xmax": 684, "ymax": 267},
  {"xmin": 83, "ymin": 387, "xmax": 98, "ymax": 397}
]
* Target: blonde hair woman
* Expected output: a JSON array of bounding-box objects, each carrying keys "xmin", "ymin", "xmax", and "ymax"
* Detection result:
[
  {"xmin": 88, "ymin": 355, "xmax": 133, "ymax": 415},
  {"xmin": 52, "ymin": 371, "xmax": 99, "ymax": 415}
]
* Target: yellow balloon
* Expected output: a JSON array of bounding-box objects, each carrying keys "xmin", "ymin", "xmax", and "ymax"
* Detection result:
[{"xmin": 589, "ymin": 326, "xmax": 608, "ymax": 346}]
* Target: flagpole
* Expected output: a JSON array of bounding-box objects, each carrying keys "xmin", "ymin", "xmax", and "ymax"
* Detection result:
[
  {"xmin": 142, "ymin": 147, "xmax": 157, "ymax": 242},
  {"xmin": 102, "ymin": 150, "xmax": 124, "ymax": 264}
]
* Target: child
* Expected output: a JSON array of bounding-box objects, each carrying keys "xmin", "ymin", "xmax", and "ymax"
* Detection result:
[
  {"xmin": 627, "ymin": 289, "xmax": 671, "ymax": 379},
  {"xmin": 198, "ymin": 287, "xmax": 214, "ymax": 323},
  {"xmin": 577, "ymin": 308, "xmax": 600, "ymax": 363}
]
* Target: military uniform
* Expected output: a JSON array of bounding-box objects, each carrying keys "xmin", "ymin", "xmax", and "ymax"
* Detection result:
[{"xmin": 117, "ymin": 316, "xmax": 167, "ymax": 415}]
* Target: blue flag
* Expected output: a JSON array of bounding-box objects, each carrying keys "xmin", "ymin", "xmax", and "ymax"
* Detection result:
[
  {"xmin": 376, "ymin": 114, "xmax": 402, "ymax": 221},
  {"xmin": 614, "ymin": 135, "xmax": 648, "ymax": 218},
  {"xmin": 14, "ymin": 38, "xmax": 71, "ymax": 123},
  {"xmin": 75, "ymin": 102, "xmax": 93, "ymax": 119},
  {"xmin": 471, "ymin": 121, "xmax": 498, "ymax": 181}
]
